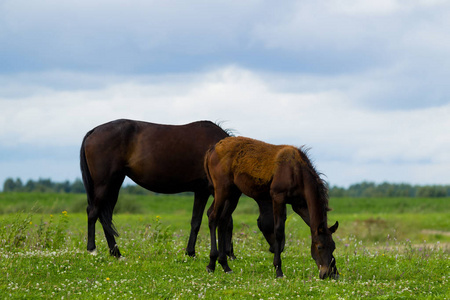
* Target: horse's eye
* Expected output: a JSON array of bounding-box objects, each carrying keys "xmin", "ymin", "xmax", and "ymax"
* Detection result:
[{"xmin": 317, "ymin": 245, "xmax": 323, "ymax": 251}]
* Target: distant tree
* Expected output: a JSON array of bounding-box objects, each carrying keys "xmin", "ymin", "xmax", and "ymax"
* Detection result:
[
  {"xmin": 347, "ymin": 182, "xmax": 376, "ymax": 197},
  {"xmin": 120, "ymin": 184, "xmax": 152, "ymax": 195},
  {"xmin": 3, "ymin": 178, "xmax": 16, "ymax": 192},
  {"xmin": 56, "ymin": 180, "xmax": 71, "ymax": 193},
  {"xmin": 71, "ymin": 179, "xmax": 86, "ymax": 193},
  {"xmin": 329, "ymin": 186, "xmax": 346, "ymax": 197},
  {"xmin": 24, "ymin": 180, "xmax": 36, "ymax": 192},
  {"xmin": 417, "ymin": 185, "xmax": 447, "ymax": 198},
  {"xmin": 38, "ymin": 178, "xmax": 53, "ymax": 189}
]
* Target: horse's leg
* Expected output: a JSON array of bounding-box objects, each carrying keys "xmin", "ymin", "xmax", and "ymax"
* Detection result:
[
  {"xmin": 86, "ymin": 202, "xmax": 99, "ymax": 254},
  {"xmin": 101, "ymin": 213, "xmax": 121, "ymax": 258},
  {"xmin": 95, "ymin": 175, "xmax": 125, "ymax": 258},
  {"xmin": 107, "ymin": 176, "xmax": 125, "ymax": 258},
  {"xmin": 271, "ymin": 193, "xmax": 287, "ymax": 278},
  {"xmin": 86, "ymin": 184, "xmax": 109, "ymax": 255},
  {"xmin": 186, "ymin": 190, "xmax": 210, "ymax": 257}
]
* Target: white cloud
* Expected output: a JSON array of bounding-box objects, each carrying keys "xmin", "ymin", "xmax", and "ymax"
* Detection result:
[
  {"xmin": 2, "ymin": 0, "xmax": 450, "ymax": 113},
  {"xmin": 1, "ymin": 66, "xmax": 449, "ymax": 186}
]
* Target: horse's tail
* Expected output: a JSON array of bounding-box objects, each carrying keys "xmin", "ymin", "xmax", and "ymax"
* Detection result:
[{"xmin": 80, "ymin": 129, "xmax": 95, "ymax": 207}]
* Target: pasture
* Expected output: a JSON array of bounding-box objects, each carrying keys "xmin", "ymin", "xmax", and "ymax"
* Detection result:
[{"xmin": 0, "ymin": 192, "xmax": 449, "ymax": 299}]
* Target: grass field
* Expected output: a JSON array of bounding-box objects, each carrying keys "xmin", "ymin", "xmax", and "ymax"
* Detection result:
[{"xmin": 0, "ymin": 192, "xmax": 449, "ymax": 299}]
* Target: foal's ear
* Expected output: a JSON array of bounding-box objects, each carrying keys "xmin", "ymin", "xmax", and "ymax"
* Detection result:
[
  {"xmin": 317, "ymin": 221, "xmax": 327, "ymax": 234},
  {"xmin": 329, "ymin": 221, "xmax": 339, "ymax": 233}
]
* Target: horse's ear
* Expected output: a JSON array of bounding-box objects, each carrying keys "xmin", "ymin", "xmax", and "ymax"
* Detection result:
[{"xmin": 329, "ymin": 221, "xmax": 339, "ymax": 233}]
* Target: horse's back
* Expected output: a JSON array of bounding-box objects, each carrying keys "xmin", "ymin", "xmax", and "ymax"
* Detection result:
[
  {"xmin": 83, "ymin": 119, "xmax": 140, "ymax": 178},
  {"xmin": 127, "ymin": 120, "xmax": 228, "ymax": 191},
  {"xmin": 83, "ymin": 119, "xmax": 228, "ymax": 193}
]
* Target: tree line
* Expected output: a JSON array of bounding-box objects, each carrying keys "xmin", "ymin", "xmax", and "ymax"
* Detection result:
[
  {"xmin": 1, "ymin": 177, "xmax": 152, "ymax": 195},
  {"xmin": 2, "ymin": 177, "xmax": 450, "ymax": 197},
  {"xmin": 329, "ymin": 181, "xmax": 450, "ymax": 198},
  {"xmin": 2, "ymin": 178, "xmax": 86, "ymax": 194}
]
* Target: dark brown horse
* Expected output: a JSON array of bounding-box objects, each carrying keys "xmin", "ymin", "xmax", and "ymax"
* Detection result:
[
  {"xmin": 204, "ymin": 136, "xmax": 339, "ymax": 279},
  {"xmin": 80, "ymin": 119, "xmax": 237, "ymax": 258}
]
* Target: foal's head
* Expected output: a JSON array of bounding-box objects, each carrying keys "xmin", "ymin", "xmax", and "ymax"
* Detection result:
[{"xmin": 311, "ymin": 221, "xmax": 339, "ymax": 279}]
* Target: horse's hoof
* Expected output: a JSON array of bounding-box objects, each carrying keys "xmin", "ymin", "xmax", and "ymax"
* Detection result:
[
  {"xmin": 228, "ymin": 255, "xmax": 237, "ymax": 261},
  {"xmin": 110, "ymin": 244, "xmax": 122, "ymax": 258},
  {"xmin": 206, "ymin": 266, "xmax": 215, "ymax": 273},
  {"xmin": 118, "ymin": 256, "xmax": 126, "ymax": 261},
  {"xmin": 88, "ymin": 248, "xmax": 98, "ymax": 256},
  {"xmin": 225, "ymin": 270, "xmax": 234, "ymax": 274}
]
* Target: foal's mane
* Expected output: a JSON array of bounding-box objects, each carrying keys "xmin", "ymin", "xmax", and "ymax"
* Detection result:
[{"xmin": 297, "ymin": 146, "xmax": 330, "ymax": 212}]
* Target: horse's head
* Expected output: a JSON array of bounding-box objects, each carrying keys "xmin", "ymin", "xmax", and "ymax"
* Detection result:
[{"xmin": 311, "ymin": 221, "xmax": 339, "ymax": 279}]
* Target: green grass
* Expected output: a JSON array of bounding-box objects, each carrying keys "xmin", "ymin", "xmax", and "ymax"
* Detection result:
[{"xmin": 0, "ymin": 193, "xmax": 449, "ymax": 299}]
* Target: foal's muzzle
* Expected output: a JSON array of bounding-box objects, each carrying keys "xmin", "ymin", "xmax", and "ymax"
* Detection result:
[{"xmin": 319, "ymin": 257, "xmax": 339, "ymax": 280}]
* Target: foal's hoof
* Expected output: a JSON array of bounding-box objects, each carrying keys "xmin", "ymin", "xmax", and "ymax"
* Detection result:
[
  {"xmin": 330, "ymin": 273, "xmax": 340, "ymax": 280},
  {"xmin": 185, "ymin": 249, "xmax": 196, "ymax": 257},
  {"xmin": 228, "ymin": 254, "xmax": 237, "ymax": 261},
  {"xmin": 206, "ymin": 266, "xmax": 215, "ymax": 273},
  {"xmin": 88, "ymin": 248, "xmax": 98, "ymax": 256}
]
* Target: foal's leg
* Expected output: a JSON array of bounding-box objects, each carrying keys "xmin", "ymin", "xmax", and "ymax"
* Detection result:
[
  {"xmin": 206, "ymin": 200, "xmax": 221, "ymax": 272},
  {"xmin": 225, "ymin": 215, "xmax": 236, "ymax": 260},
  {"xmin": 256, "ymin": 199, "xmax": 276, "ymax": 253},
  {"xmin": 208, "ymin": 203, "xmax": 236, "ymax": 260},
  {"xmin": 186, "ymin": 190, "xmax": 210, "ymax": 257},
  {"xmin": 217, "ymin": 191, "xmax": 240, "ymax": 272},
  {"xmin": 271, "ymin": 193, "xmax": 287, "ymax": 278},
  {"xmin": 292, "ymin": 204, "xmax": 311, "ymax": 227}
]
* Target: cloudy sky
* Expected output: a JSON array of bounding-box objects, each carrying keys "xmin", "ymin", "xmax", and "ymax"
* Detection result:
[{"xmin": 1, "ymin": 0, "xmax": 449, "ymax": 189}]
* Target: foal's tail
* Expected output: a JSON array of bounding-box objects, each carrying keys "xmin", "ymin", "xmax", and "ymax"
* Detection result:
[{"xmin": 204, "ymin": 146, "xmax": 215, "ymax": 193}]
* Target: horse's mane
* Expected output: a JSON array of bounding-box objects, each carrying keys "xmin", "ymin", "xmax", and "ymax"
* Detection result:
[
  {"xmin": 214, "ymin": 120, "xmax": 237, "ymax": 137},
  {"xmin": 297, "ymin": 146, "xmax": 330, "ymax": 212}
]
